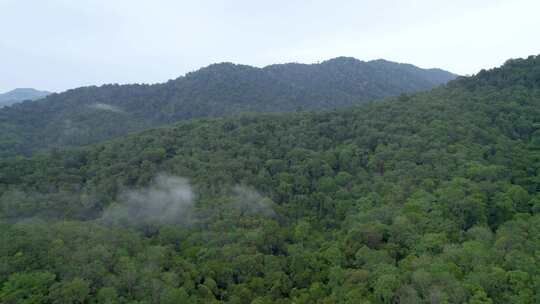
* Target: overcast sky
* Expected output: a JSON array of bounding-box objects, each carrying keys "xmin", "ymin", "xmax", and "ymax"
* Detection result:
[{"xmin": 1, "ymin": 0, "xmax": 539, "ymax": 93}]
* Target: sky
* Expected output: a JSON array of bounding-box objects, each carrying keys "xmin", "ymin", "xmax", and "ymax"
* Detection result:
[{"xmin": 1, "ymin": 0, "xmax": 539, "ymax": 93}]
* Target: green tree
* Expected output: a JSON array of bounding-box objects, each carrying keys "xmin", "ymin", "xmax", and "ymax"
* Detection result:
[{"xmin": 0, "ymin": 272, "xmax": 55, "ymax": 304}]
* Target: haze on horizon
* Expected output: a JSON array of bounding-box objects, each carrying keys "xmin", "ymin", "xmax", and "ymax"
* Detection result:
[{"xmin": 1, "ymin": 0, "xmax": 539, "ymax": 93}]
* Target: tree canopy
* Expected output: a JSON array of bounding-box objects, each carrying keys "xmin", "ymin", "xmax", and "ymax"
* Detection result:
[
  {"xmin": 0, "ymin": 58, "xmax": 455, "ymax": 157},
  {"xmin": 1, "ymin": 55, "xmax": 539, "ymax": 303}
]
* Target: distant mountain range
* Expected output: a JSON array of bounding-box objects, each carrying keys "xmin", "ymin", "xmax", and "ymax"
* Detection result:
[
  {"xmin": 0, "ymin": 88, "xmax": 50, "ymax": 108},
  {"xmin": 0, "ymin": 57, "xmax": 457, "ymax": 156}
]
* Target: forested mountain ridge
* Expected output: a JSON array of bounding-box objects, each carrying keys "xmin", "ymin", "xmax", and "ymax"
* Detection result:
[
  {"xmin": 1, "ymin": 55, "xmax": 539, "ymax": 303},
  {"xmin": 450, "ymin": 56, "xmax": 540, "ymax": 90},
  {"xmin": 0, "ymin": 88, "xmax": 50, "ymax": 108},
  {"xmin": 0, "ymin": 57, "xmax": 456, "ymax": 157}
]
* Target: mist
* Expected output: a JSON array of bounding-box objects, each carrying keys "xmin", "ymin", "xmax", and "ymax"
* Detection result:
[
  {"xmin": 101, "ymin": 174, "xmax": 194, "ymax": 226},
  {"xmin": 88, "ymin": 103, "xmax": 124, "ymax": 113},
  {"xmin": 230, "ymin": 185, "xmax": 276, "ymax": 218}
]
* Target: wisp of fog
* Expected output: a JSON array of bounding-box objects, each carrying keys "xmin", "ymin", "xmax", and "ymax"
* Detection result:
[
  {"xmin": 88, "ymin": 103, "xmax": 124, "ymax": 113},
  {"xmin": 101, "ymin": 174, "xmax": 194, "ymax": 226},
  {"xmin": 231, "ymin": 185, "xmax": 276, "ymax": 218}
]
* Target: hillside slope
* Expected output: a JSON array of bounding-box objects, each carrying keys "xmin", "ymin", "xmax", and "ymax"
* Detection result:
[
  {"xmin": 0, "ymin": 88, "xmax": 50, "ymax": 108},
  {"xmin": 0, "ymin": 58, "xmax": 456, "ymax": 157},
  {"xmin": 0, "ymin": 55, "xmax": 538, "ymax": 303}
]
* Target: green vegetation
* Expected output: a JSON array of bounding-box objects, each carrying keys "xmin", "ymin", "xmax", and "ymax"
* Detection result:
[
  {"xmin": 0, "ymin": 57, "xmax": 455, "ymax": 157},
  {"xmin": 1, "ymin": 55, "xmax": 539, "ymax": 303}
]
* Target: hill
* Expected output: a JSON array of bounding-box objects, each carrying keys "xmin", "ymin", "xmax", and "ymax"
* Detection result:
[
  {"xmin": 0, "ymin": 58, "xmax": 456, "ymax": 157},
  {"xmin": 0, "ymin": 55, "xmax": 538, "ymax": 303},
  {"xmin": 0, "ymin": 88, "xmax": 50, "ymax": 108}
]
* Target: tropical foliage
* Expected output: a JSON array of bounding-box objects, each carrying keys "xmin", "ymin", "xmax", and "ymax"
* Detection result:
[
  {"xmin": 0, "ymin": 55, "xmax": 539, "ymax": 303},
  {"xmin": 0, "ymin": 58, "xmax": 455, "ymax": 157}
]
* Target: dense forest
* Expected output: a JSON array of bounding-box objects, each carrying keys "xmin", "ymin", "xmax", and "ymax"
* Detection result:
[
  {"xmin": 1, "ymin": 55, "xmax": 539, "ymax": 303},
  {"xmin": 0, "ymin": 58, "xmax": 455, "ymax": 157}
]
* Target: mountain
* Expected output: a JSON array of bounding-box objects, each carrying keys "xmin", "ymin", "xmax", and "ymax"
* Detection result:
[
  {"xmin": 0, "ymin": 58, "xmax": 456, "ymax": 157},
  {"xmin": 0, "ymin": 55, "xmax": 538, "ymax": 303},
  {"xmin": 0, "ymin": 88, "xmax": 50, "ymax": 108}
]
